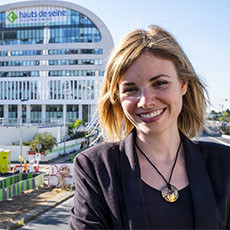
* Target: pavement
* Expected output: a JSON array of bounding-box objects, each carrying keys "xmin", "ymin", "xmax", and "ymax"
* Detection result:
[
  {"xmin": 2, "ymin": 190, "xmax": 74, "ymax": 230},
  {"xmin": 1, "ymin": 153, "xmax": 76, "ymax": 230}
]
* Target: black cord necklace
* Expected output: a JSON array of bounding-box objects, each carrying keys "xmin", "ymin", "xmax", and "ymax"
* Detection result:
[{"xmin": 135, "ymin": 139, "xmax": 182, "ymax": 203}]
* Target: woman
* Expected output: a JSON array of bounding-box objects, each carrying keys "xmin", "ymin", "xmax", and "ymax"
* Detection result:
[{"xmin": 70, "ymin": 25, "xmax": 230, "ymax": 229}]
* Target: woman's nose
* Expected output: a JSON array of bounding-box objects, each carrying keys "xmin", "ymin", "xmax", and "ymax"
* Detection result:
[{"xmin": 137, "ymin": 90, "xmax": 156, "ymax": 109}]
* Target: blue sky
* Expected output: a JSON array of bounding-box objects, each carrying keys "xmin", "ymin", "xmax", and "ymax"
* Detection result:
[{"xmin": 1, "ymin": 0, "xmax": 230, "ymax": 112}]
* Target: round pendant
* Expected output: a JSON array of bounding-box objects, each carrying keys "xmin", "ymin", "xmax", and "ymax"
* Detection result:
[{"xmin": 161, "ymin": 184, "xmax": 179, "ymax": 202}]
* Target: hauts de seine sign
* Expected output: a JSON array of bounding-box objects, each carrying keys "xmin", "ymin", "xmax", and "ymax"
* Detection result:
[{"xmin": 6, "ymin": 7, "xmax": 67, "ymax": 26}]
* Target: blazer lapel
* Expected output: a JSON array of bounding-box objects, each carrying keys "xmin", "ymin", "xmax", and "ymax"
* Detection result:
[
  {"xmin": 182, "ymin": 134, "xmax": 219, "ymax": 229},
  {"xmin": 119, "ymin": 130, "xmax": 148, "ymax": 229}
]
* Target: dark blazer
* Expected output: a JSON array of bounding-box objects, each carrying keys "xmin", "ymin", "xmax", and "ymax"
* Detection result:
[{"xmin": 69, "ymin": 130, "xmax": 230, "ymax": 229}]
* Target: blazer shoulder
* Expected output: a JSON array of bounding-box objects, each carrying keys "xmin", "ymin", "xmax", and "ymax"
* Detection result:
[
  {"xmin": 195, "ymin": 140, "xmax": 230, "ymax": 161},
  {"xmin": 74, "ymin": 141, "xmax": 121, "ymax": 168}
]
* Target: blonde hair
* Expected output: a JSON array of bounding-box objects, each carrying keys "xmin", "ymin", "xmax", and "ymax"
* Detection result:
[{"xmin": 98, "ymin": 25, "xmax": 208, "ymax": 141}]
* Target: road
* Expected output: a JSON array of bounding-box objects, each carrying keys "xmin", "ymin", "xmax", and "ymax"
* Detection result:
[
  {"xmin": 17, "ymin": 136, "xmax": 230, "ymax": 229},
  {"xmin": 18, "ymin": 197, "xmax": 73, "ymax": 230}
]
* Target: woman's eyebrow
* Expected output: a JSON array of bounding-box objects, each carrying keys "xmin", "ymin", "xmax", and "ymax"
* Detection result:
[
  {"xmin": 149, "ymin": 74, "xmax": 170, "ymax": 82},
  {"xmin": 120, "ymin": 82, "xmax": 136, "ymax": 87}
]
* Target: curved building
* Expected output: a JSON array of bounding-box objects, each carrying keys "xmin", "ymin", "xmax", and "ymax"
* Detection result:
[{"xmin": 0, "ymin": 0, "xmax": 113, "ymax": 126}]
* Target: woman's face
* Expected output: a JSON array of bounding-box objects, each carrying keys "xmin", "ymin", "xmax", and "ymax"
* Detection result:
[{"xmin": 118, "ymin": 51, "xmax": 187, "ymax": 138}]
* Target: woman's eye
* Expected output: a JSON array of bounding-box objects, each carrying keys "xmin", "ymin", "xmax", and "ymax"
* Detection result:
[
  {"xmin": 153, "ymin": 81, "xmax": 168, "ymax": 87},
  {"xmin": 122, "ymin": 88, "xmax": 137, "ymax": 94}
]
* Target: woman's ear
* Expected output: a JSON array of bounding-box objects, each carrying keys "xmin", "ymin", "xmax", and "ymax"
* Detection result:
[{"xmin": 181, "ymin": 80, "xmax": 188, "ymax": 96}]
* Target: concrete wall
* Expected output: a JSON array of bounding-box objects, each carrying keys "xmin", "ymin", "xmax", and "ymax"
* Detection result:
[
  {"xmin": 0, "ymin": 145, "xmax": 30, "ymax": 162},
  {"xmin": 38, "ymin": 126, "xmax": 64, "ymax": 143},
  {"xmin": 0, "ymin": 126, "xmax": 38, "ymax": 145},
  {"xmin": 0, "ymin": 125, "xmax": 65, "ymax": 146}
]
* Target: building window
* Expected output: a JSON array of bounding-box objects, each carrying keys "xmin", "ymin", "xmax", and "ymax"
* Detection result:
[
  {"xmin": 46, "ymin": 105, "xmax": 63, "ymax": 122},
  {"xmin": 0, "ymin": 105, "xmax": 3, "ymax": 117},
  {"xmin": 30, "ymin": 105, "xmax": 42, "ymax": 123},
  {"xmin": 67, "ymin": 105, "xmax": 79, "ymax": 123},
  {"xmin": 8, "ymin": 105, "xmax": 17, "ymax": 121},
  {"xmin": 82, "ymin": 104, "xmax": 91, "ymax": 123}
]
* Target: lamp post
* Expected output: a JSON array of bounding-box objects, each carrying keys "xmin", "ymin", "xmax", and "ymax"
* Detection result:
[{"xmin": 19, "ymin": 99, "xmax": 28, "ymax": 169}]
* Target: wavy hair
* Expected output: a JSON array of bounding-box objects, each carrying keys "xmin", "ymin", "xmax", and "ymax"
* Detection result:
[{"xmin": 98, "ymin": 25, "xmax": 208, "ymax": 141}]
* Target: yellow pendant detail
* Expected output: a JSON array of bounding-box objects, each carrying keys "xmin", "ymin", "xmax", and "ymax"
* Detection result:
[{"xmin": 161, "ymin": 184, "xmax": 179, "ymax": 202}]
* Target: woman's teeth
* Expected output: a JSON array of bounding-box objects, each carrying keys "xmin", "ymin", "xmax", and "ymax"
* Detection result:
[{"xmin": 140, "ymin": 109, "xmax": 164, "ymax": 118}]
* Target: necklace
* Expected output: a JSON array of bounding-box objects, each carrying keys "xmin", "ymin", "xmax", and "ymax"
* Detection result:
[{"xmin": 135, "ymin": 139, "xmax": 182, "ymax": 203}]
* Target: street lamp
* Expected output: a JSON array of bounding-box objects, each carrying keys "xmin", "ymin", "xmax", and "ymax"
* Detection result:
[{"xmin": 19, "ymin": 99, "xmax": 28, "ymax": 170}]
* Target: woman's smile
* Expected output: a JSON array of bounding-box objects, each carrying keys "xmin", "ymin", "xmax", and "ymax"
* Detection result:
[{"xmin": 137, "ymin": 108, "xmax": 166, "ymax": 122}]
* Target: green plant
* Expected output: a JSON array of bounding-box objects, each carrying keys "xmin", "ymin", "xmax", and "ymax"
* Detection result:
[
  {"xmin": 30, "ymin": 132, "xmax": 57, "ymax": 154},
  {"xmin": 68, "ymin": 118, "xmax": 85, "ymax": 139}
]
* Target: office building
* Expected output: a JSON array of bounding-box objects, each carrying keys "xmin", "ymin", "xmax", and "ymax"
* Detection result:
[{"xmin": 0, "ymin": 0, "xmax": 113, "ymax": 126}]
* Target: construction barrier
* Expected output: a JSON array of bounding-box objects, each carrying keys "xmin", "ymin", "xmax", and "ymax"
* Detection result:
[
  {"xmin": 48, "ymin": 163, "xmax": 74, "ymax": 187},
  {"xmin": 0, "ymin": 173, "xmax": 44, "ymax": 201}
]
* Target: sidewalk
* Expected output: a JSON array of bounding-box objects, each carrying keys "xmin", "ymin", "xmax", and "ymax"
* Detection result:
[{"xmin": 1, "ymin": 189, "xmax": 74, "ymax": 230}]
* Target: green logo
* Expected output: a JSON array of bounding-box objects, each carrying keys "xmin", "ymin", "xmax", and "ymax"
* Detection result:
[{"xmin": 7, "ymin": 11, "xmax": 18, "ymax": 23}]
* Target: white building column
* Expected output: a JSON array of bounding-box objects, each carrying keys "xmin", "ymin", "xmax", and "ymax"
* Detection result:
[
  {"xmin": 91, "ymin": 104, "xmax": 96, "ymax": 121},
  {"xmin": 42, "ymin": 104, "xmax": 46, "ymax": 124},
  {"xmin": 79, "ymin": 104, "xmax": 82, "ymax": 119}
]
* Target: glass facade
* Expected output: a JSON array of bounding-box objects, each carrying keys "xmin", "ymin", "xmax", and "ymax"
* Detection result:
[
  {"xmin": 0, "ymin": 105, "xmax": 3, "ymax": 117},
  {"xmin": 0, "ymin": 79, "xmax": 100, "ymax": 101},
  {"xmin": 0, "ymin": 9, "xmax": 101, "ymax": 45},
  {"xmin": 0, "ymin": 48, "xmax": 103, "ymax": 56},
  {"xmin": 0, "ymin": 70, "xmax": 104, "ymax": 78},
  {"xmin": 30, "ymin": 104, "xmax": 42, "ymax": 123},
  {"xmin": 67, "ymin": 105, "xmax": 79, "ymax": 122},
  {"xmin": 8, "ymin": 105, "xmax": 17, "ymax": 119},
  {"xmin": 46, "ymin": 105, "xmax": 63, "ymax": 122},
  {"xmin": 82, "ymin": 104, "xmax": 91, "ymax": 123},
  {"xmin": 0, "ymin": 58, "xmax": 103, "ymax": 67}
]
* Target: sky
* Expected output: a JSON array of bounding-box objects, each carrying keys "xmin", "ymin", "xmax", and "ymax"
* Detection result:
[{"xmin": 0, "ymin": 0, "xmax": 230, "ymax": 112}]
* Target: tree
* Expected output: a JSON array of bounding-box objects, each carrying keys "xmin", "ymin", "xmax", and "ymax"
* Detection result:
[
  {"xmin": 30, "ymin": 132, "xmax": 57, "ymax": 154},
  {"xmin": 219, "ymin": 109, "xmax": 230, "ymax": 122},
  {"xmin": 207, "ymin": 110, "xmax": 222, "ymax": 121},
  {"xmin": 68, "ymin": 119, "xmax": 85, "ymax": 139}
]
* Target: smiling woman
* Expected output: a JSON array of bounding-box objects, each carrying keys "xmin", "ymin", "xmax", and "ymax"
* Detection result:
[{"xmin": 70, "ymin": 25, "xmax": 230, "ymax": 229}]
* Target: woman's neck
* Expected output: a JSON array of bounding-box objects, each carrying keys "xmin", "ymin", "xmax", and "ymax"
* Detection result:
[{"xmin": 136, "ymin": 129, "xmax": 181, "ymax": 161}]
